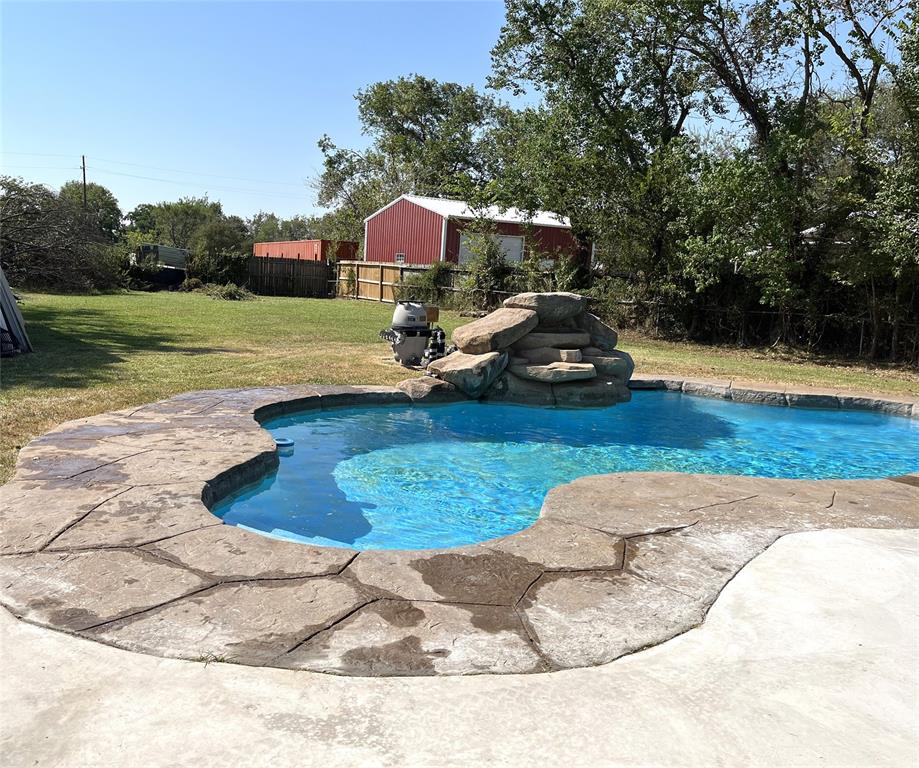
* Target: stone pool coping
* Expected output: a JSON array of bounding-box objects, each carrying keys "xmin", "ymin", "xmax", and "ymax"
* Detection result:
[{"xmin": 0, "ymin": 378, "xmax": 917, "ymax": 676}]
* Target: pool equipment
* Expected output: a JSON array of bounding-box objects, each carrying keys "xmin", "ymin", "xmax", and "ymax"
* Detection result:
[
  {"xmin": 380, "ymin": 301, "xmax": 449, "ymax": 367},
  {"xmin": 274, "ymin": 437, "xmax": 295, "ymax": 456}
]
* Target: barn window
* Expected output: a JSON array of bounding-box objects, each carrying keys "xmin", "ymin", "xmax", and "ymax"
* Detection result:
[{"xmin": 395, "ymin": 252, "xmax": 406, "ymax": 263}]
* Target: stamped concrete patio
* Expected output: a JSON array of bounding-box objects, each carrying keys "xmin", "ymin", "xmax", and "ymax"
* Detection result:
[
  {"xmin": 0, "ymin": 377, "xmax": 916, "ymax": 676},
  {"xmin": 2, "ymin": 528, "xmax": 917, "ymax": 767}
]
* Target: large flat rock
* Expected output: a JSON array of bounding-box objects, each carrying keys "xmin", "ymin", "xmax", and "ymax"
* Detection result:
[
  {"xmin": 396, "ymin": 376, "xmax": 465, "ymax": 403},
  {"xmin": 484, "ymin": 519, "xmax": 625, "ymax": 570},
  {"xmin": 89, "ymin": 418, "xmax": 276, "ymax": 454},
  {"xmin": 518, "ymin": 346, "xmax": 582, "ymax": 364},
  {"xmin": 280, "ymin": 599, "xmax": 545, "ymax": 675},
  {"xmin": 14, "ymin": 440, "xmax": 160, "ymax": 482},
  {"xmin": 345, "ymin": 547, "xmax": 542, "ymax": 605},
  {"xmin": 540, "ymin": 473, "xmax": 767, "ymax": 535},
  {"xmin": 512, "ymin": 331, "xmax": 591, "ymax": 351},
  {"xmin": 552, "ymin": 376, "xmax": 631, "ymax": 406},
  {"xmin": 141, "ymin": 524, "xmax": 356, "ymax": 580},
  {"xmin": 520, "ymin": 570, "xmax": 706, "ymax": 668},
  {"xmin": 0, "ymin": 549, "xmax": 208, "ymax": 630},
  {"xmin": 90, "ymin": 577, "xmax": 368, "ymax": 664},
  {"xmin": 451, "ymin": 307, "xmax": 538, "ymax": 354},
  {"xmin": 502, "ymin": 292, "xmax": 587, "ymax": 324},
  {"xmin": 509, "ymin": 361, "xmax": 597, "ymax": 383},
  {"xmin": 21, "ymin": 446, "xmax": 276, "ymax": 489},
  {"xmin": 48, "ymin": 483, "xmax": 218, "ymax": 550},
  {"xmin": 573, "ymin": 312, "xmax": 619, "ymax": 351},
  {"xmin": 581, "ymin": 351, "xmax": 634, "ymax": 381},
  {"xmin": 0, "ymin": 481, "xmax": 128, "ymax": 554},
  {"xmin": 625, "ymin": 527, "xmax": 778, "ymax": 603},
  {"xmin": 427, "ymin": 350, "xmax": 508, "ymax": 398}
]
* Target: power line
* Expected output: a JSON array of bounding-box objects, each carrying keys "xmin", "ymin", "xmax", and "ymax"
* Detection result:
[
  {"xmin": 91, "ymin": 157, "xmax": 308, "ymax": 187},
  {"xmin": 0, "ymin": 164, "xmax": 81, "ymax": 171},
  {"xmin": 1, "ymin": 152, "xmax": 317, "ymax": 204},
  {"xmin": 0, "ymin": 151, "xmax": 77, "ymax": 159},
  {"xmin": 89, "ymin": 167, "xmax": 311, "ymax": 201},
  {"xmin": 1, "ymin": 151, "xmax": 309, "ymax": 188}
]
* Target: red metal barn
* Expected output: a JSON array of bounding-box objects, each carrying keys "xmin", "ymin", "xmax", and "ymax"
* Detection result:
[
  {"xmin": 253, "ymin": 239, "xmax": 358, "ymax": 261},
  {"xmin": 363, "ymin": 195, "xmax": 584, "ymax": 265}
]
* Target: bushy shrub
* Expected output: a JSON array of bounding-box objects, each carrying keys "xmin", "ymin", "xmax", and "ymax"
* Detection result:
[
  {"xmin": 581, "ymin": 276, "xmax": 636, "ymax": 329},
  {"xmin": 179, "ymin": 277, "xmax": 205, "ymax": 292},
  {"xmin": 553, "ymin": 253, "xmax": 582, "ymax": 292},
  {"xmin": 395, "ymin": 261, "xmax": 454, "ymax": 304},
  {"xmin": 122, "ymin": 256, "xmax": 165, "ymax": 291},
  {"xmin": 187, "ymin": 248, "xmax": 248, "ymax": 286},
  {"xmin": 204, "ymin": 282, "xmax": 254, "ymax": 301},
  {"xmin": 460, "ymin": 230, "xmax": 511, "ymax": 310},
  {"xmin": 508, "ymin": 249, "xmax": 554, "ymax": 294}
]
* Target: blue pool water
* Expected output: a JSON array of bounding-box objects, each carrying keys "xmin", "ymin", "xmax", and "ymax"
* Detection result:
[{"xmin": 213, "ymin": 392, "xmax": 919, "ymax": 550}]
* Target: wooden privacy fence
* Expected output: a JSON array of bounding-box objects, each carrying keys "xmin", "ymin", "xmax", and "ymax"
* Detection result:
[
  {"xmin": 337, "ymin": 261, "xmax": 413, "ymax": 302},
  {"xmin": 335, "ymin": 261, "xmax": 469, "ymax": 303},
  {"xmin": 334, "ymin": 260, "xmax": 567, "ymax": 306},
  {"xmin": 248, "ymin": 257, "xmax": 334, "ymax": 298}
]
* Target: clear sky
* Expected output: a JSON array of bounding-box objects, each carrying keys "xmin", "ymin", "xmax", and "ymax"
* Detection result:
[{"xmin": 0, "ymin": 1, "xmax": 509, "ymax": 219}]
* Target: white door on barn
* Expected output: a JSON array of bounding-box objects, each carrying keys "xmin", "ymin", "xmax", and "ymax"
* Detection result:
[{"xmin": 458, "ymin": 234, "xmax": 525, "ymax": 264}]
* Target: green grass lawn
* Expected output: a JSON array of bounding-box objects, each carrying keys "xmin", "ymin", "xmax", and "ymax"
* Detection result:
[{"xmin": 2, "ymin": 291, "xmax": 916, "ymax": 484}]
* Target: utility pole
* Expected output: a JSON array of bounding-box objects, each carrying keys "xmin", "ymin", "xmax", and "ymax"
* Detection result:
[{"xmin": 81, "ymin": 155, "xmax": 87, "ymax": 208}]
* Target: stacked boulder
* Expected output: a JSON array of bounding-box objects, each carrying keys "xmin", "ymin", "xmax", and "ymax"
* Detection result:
[{"xmin": 400, "ymin": 292, "xmax": 633, "ymax": 407}]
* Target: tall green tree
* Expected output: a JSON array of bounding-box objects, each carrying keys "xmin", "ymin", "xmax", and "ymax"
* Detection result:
[
  {"xmin": 490, "ymin": 0, "xmax": 914, "ymax": 355},
  {"xmin": 247, "ymin": 212, "xmax": 315, "ymax": 242},
  {"xmin": 125, "ymin": 196, "xmax": 223, "ymax": 249},
  {"xmin": 188, "ymin": 215, "xmax": 250, "ymax": 284},
  {"xmin": 490, "ymin": 0, "xmax": 708, "ymax": 284},
  {"xmin": 869, "ymin": 10, "xmax": 919, "ymax": 358},
  {"xmin": 316, "ymin": 75, "xmax": 507, "ymax": 240},
  {"xmin": 59, "ymin": 180, "xmax": 123, "ymax": 242}
]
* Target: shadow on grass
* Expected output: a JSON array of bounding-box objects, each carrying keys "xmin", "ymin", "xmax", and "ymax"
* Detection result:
[{"xmin": 3, "ymin": 303, "xmax": 238, "ymax": 390}]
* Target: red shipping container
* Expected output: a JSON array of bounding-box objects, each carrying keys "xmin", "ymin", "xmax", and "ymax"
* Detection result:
[{"xmin": 252, "ymin": 240, "xmax": 357, "ymax": 262}]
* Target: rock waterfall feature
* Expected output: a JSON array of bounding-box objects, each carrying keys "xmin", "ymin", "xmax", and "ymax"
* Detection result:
[{"xmin": 399, "ymin": 292, "xmax": 633, "ymax": 406}]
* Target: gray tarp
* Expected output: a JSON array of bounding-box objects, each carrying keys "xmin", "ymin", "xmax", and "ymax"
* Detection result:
[{"xmin": 0, "ymin": 266, "xmax": 32, "ymax": 353}]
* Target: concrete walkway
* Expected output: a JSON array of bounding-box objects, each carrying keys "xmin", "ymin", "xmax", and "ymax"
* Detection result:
[{"xmin": 2, "ymin": 528, "xmax": 917, "ymax": 768}]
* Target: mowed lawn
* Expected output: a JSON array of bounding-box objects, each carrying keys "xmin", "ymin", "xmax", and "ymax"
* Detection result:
[{"xmin": 2, "ymin": 291, "xmax": 917, "ymax": 484}]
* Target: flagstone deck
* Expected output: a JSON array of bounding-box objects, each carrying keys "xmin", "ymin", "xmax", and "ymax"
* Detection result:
[{"xmin": 1, "ymin": 380, "xmax": 916, "ymax": 676}]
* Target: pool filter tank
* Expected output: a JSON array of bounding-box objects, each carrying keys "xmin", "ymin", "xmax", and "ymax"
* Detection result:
[{"xmin": 380, "ymin": 301, "xmax": 448, "ymax": 367}]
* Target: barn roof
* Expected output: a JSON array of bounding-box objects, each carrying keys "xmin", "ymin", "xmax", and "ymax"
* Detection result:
[{"xmin": 365, "ymin": 194, "xmax": 571, "ymax": 229}]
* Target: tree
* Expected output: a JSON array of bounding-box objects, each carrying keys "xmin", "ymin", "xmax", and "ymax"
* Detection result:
[
  {"xmin": 125, "ymin": 203, "xmax": 159, "ymax": 234},
  {"xmin": 124, "ymin": 196, "xmax": 223, "ymax": 249},
  {"xmin": 0, "ymin": 177, "xmax": 122, "ymax": 291},
  {"xmin": 247, "ymin": 212, "xmax": 316, "ymax": 242},
  {"xmin": 315, "ymin": 75, "xmax": 507, "ymax": 240},
  {"xmin": 490, "ymin": 0, "xmax": 707, "ymax": 283},
  {"xmin": 868, "ymin": 10, "xmax": 919, "ymax": 358},
  {"xmin": 489, "ymin": 0, "xmax": 915, "ymax": 356},
  {"xmin": 59, "ymin": 180, "xmax": 123, "ymax": 242},
  {"xmin": 188, "ymin": 215, "xmax": 250, "ymax": 284}
]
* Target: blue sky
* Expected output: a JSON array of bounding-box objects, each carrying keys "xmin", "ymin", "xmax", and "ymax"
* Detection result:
[{"xmin": 1, "ymin": 1, "xmax": 509, "ymax": 218}]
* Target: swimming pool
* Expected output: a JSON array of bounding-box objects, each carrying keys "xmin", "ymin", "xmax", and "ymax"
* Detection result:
[{"xmin": 213, "ymin": 391, "xmax": 919, "ymax": 550}]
